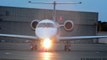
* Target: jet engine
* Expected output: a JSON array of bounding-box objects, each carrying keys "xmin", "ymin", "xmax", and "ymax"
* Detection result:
[
  {"xmin": 31, "ymin": 20, "xmax": 39, "ymax": 30},
  {"xmin": 64, "ymin": 20, "xmax": 74, "ymax": 31}
]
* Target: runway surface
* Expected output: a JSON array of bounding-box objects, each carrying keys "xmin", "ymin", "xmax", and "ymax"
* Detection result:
[
  {"xmin": 0, "ymin": 43, "xmax": 107, "ymax": 60},
  {"xmin": 0, "ymin": 50, "xmax": 107, "ymax": 60}
]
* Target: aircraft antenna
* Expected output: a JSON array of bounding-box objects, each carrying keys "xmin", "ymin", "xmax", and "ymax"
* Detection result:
[{"xmin": 28, "ymin": 1, "xmax": 82, "ymax": 21}]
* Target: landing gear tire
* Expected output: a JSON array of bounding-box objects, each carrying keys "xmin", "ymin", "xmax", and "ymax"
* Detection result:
[
  {"xmin": 64, "ymin": 45, "xmax": 71, "ymax": 51},
  {"xmin": 63, "ymin": 41, "xmax": 71, "ymax": 51}
]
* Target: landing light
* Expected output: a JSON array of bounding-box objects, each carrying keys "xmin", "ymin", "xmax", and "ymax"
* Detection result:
[{"xmin": 43, "ymin": 38, "xmax": 52, "ymax": 49}]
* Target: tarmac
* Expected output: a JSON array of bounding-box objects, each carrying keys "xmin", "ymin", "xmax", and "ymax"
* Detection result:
[{"xmin": 0, "ymin": 42, "xmax": 107, "ymax": 60}]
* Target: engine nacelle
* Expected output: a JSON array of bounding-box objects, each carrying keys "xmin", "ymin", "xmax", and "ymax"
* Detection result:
[
  {"xmin": 31, "ymin": 20, "xmax": 39, "ymax": 30},
  {"xmin": 64, "ymin": 20, "xmax": 74, "ymax": 31}
]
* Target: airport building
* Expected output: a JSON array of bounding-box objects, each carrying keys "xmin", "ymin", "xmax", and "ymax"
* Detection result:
[{"xmin": 0, "ymin": 6, "xmax": 98, "ymax": 43}]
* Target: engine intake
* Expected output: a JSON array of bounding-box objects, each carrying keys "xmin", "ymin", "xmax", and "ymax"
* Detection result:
[
  {"xmin": 64, "ymin": 20, "xmax": 74, "ymax": 31},
  {"xmin": 31, "ymin": 20, "xmax": 39, "ymax": 30}
]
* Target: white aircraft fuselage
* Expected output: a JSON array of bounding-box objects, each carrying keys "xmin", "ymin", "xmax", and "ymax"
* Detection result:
[{"xmin": 35, "ymin": 19, "xmax": 58, "ymax": 40}]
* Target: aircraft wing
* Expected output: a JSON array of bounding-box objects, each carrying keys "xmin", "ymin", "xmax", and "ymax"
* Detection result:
[
  {"xmin": 59, "ymin": 36, "xmax": 107, "ymax": 40},
  {"xmin": 0, "ymin": 34, "xmax": 36, "ymax": 39},
  {"xmin": 0, "ymin": 34, "xmax": 107, "ymax": 40}
]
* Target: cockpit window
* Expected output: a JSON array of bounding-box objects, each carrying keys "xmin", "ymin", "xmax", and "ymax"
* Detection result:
[{"xmin": 38, "ymin": 23, "xmax": 55, "ymax": 27}]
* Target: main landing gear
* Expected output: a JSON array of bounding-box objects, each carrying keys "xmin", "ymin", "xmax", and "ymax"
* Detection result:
[
  {"xmin": 30, "ymin": 40, "xmax": 38, "ymax": 51},
  {"xmin": 64, "ymin": 41, "xmax": 71, "ymax": 51},
  {"xmin": 31, "ymin": 45, "xmax": 37, "ymax": 51}
]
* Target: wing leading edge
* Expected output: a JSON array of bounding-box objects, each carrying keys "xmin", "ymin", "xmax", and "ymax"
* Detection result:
[
  {"xmin": 0, "ymin": 34, "xmax": 36, "ymax": 39},
  {"xmin": 59, "ymin": 36, "xmax": 107, "ymax": 40},
  {"xmin": 0, "ymin": 34, "xmax": 107, "ymax": 40}
]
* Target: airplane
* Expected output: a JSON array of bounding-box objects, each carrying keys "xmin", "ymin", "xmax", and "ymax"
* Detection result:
[
  {"xmin": 0, "ymin": 19, "xmax": 107, "ymax": 51},
  {"xmin": 0, "ymin": 1, "xmax": 107, "ymax": 51}
]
